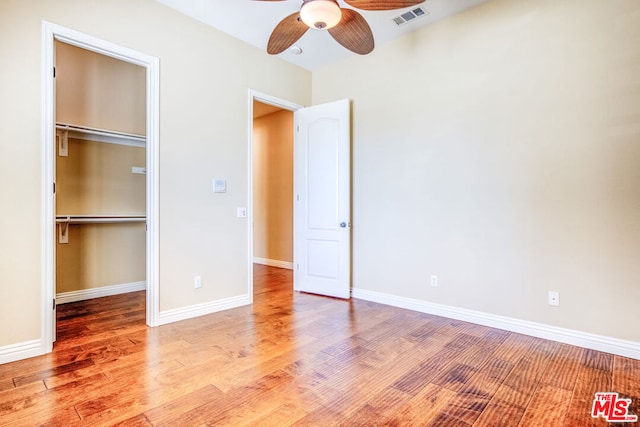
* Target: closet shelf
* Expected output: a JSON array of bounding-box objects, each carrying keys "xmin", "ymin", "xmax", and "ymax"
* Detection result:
[
  {"xmin": 56, "ymin": 215, "xmax": 146, "ymax": 224},
  {"xmin": 56, "ymin": 122, "xmax": 146, "ymax": 149},
  {"xmin": 56, "ymin": 215, "xmax": 145, "ymax": 244}
]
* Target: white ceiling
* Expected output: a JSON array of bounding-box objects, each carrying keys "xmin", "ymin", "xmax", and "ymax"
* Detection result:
[{"xmin": 154, "ymin": 0, "xmax": 491, "ymax": 71}]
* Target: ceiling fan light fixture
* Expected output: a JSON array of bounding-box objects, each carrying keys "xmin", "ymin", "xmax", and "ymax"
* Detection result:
[{"xmin": 300, "ymin": 0, "xmax": 342, "ymax": 30}]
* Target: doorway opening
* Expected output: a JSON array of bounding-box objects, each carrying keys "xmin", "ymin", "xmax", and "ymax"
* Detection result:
[
  {"xmin": 248, "ymin": 91, "xmax": 301, "ymax": 299},
  {"xmin": 248, "ymin": 92, "xmax": 352, "ymax": 301},
  {"xmin": 54, "ymin": 40, "xmax": 147, "ymax": 343},
  {"xmin": 42, "ymin": 22, "xmax": 159, "ymax": 356}
]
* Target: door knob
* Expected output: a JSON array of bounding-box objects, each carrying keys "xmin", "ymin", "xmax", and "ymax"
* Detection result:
[{"xmin": 340, "ymin": 222, "xmax": 347, "ymax": 228}]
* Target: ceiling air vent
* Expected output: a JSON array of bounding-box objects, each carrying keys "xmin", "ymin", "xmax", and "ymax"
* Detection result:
[{"xmin": 392, "ymin": 6, "xmax": 429, "ymax": 26}]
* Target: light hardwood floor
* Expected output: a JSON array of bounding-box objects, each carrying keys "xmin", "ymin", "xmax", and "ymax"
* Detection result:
[{"xmin": 1, "ymin": 264, "xmax": 638, "ymax": 426}]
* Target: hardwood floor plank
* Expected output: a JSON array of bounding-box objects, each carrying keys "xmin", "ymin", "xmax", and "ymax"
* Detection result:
[
  {"xmin": 52, "ymin": 323, "xmax": 149, "ymax": 351},
  {"xmin": 143, "ymin": 384, "xmax": 223, "ymax": 425},
  {"xmin": 2, "ymin": 264, "xmax": 636, "ymax": 426},
  {"xmin": 471, "ymin": 339, "xmax": 558, "ymax": 426},
  {"xmin": 613, "ymin": 356, "xmax": 640, "ymax": 421},
  {"xmin": 427, "ymin": 411, "xmax": 473, "ymax": 427},
  {"xmin": 382, "ymin": 383, "xmax": 456, "ymax": 426},
  {"xmin": 339, "ymin": 386, "xmax": 412, "ymax": 426},
  {"xmin": 246, "ymin": 400, "xmax": 309, "ymax": 427},
  {"xmin": 211, "ymin": 333, "xmax": 330, "ymax": 393},
  {"xmin": 4, "ymin": 404, "xmax": 81, "ymax": 427},
  {"xmin": 44, "ymin": 344, "xmax": 186, "ymax": 390},
  {"xmin": 73, "ymin": 368, "xmax": 224, "ymax": 425},
  {"xmin": 489, "ymin": 333, "xmax": 543, "ymax": 363},
  {"xmin": 391, "ymin": 347, "xmax": 462, "ymax": 395},
  {"xmin": 540, "ymin": 343, "xmax": 583, "ymax": 391},
  {"xmin": 0, "ymin": 377, "xmax": 15, "ymax": 393},
  {"xmin": 517, "ymin": 385, "xmax": 573, "ymax": 427},
  {"xmin": 290, "ymin": 405, "xmax": 344, "ymax": 426},
  {"xmin": 111, "ymin": 414, "xmax": 153, "ymax": 427},
  {"xmin": 0, "ymin": 380, "xmax": 48, "ymax": 409},
  {"xmin": 0, "ymin": 373, "xmax": 110, "ymax": 424},
  {"xmin": 0, "ymin": 345, "xmax": 86, "ymax": 382},
  {"xmin": 561, "ymin": 365, "xmax": 611, "ymax": 427},
  {"xmin": 582, "ymin": 348, "xmax": 614, "ymax": 372},
  {"xmin": 163, "ymin": 369, "xmax": 296, "ymax": 426},
  {"xmin": 442, "ymin": 357, "xmax": 514, "ymax": 424},
  {"xmin": 12, "ymin": 358, "xmax": 95, "ymax": 387},
  {"xmin": 516, "ymin": 343, "xmax": 583, "ymax": 426}
]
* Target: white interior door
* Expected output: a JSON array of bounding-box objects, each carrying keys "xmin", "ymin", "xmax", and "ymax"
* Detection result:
[{"xmin": 294, "ymin": 99, "xmax": 351, "ymax": 299}]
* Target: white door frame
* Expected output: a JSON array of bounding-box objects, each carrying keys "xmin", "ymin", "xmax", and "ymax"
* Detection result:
[
  {"xmin": 247, "ymin": 90, "xmax": 303, "ymax": 299},
  {"xmin": 41, "ymin": 21, "xmax": 160, "ymax": 355}
]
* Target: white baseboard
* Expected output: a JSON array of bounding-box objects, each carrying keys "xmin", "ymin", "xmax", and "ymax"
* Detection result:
[
  {"xmin": 0, "ymin": 339, "xmax": 43, "ymax": 365},
  {"xmin": 56, "ymin": 281, "xmax": 147, "ymax": 305},
  {"xmin": 352, "ymin": 288, "xmax": 640, "ymax": 360},
  {"xmin": 158, "ymin": 294, "xmax": 251, "ymax": 326},
  {"xmin": 253, "ymin": 257, "xmax": 293, "ymax": 270}
]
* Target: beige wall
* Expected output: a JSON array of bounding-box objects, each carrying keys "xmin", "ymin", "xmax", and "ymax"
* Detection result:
[
  {"xmin": 313, "ymin": 0, "xmax": 640, "ymax": 342},
  {"xmin": 55, "ymin": 41, "xmax": 146, "ymax": 135},
  {"xmin": 56, "ymin": 139, "xmax": 146, "ymax": 215},
  {"xmin": 0, "ymin": 0, "xmax": 310, "ymax": 348},
  {"xmin": 56, "ymin": 223, "xmax": 146, "ymax": 293},
  {"xmin": 56, "ymin": 139, "xmax": 146, "ymax": 293},
  {"xmin": 253, "ymin": 107, "xmax": 294, "ymax": 263}
]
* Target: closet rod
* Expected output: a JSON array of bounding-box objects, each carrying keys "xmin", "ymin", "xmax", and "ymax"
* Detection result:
[
  {"xmin": 56, "ymin": 122, "xmax": 146, "ymax": 143},
  {"xmin": 56, "ymin": 215, "xmax": 146, "ymax": 225}
]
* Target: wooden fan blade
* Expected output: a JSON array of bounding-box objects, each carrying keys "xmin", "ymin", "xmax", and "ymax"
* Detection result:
[
  {"xmin": 328, "ymin": 8, "xmax": 374, "ymax": 55},
  {"xmin": 344, "ymin": 0, "xmax": 424, "ymax": 11},
  {"xmin": 267, "ymin": 12, "xmax": 310, "ymax": 54}
]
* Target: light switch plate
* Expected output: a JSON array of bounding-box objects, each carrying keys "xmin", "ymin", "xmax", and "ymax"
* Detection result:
[
  {"xmin": 213, "ymin": 179, "xmax": 226, "ymax": 193},
  {"xmin": 237, "ymin": 207, "xmax": 247, "ymax": 218}
]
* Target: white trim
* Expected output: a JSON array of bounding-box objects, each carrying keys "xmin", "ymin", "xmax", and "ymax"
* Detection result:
[
  {"xmin": 144, "ymin": 44, "xmax": 160, "ymax": 328},
  {"xmin": 253, "ymin": 257, "xmax": 294, "ymax": 270},
  {"xmin": 0, "ymin": 340, "xmax": 43, "ymax": 365},
  {"xmin": 41, "ymin": 21, "xmax": 56, "ymax": 357},
  {"xmin": 41, "ymin": 21, "xmax": 161, "ymax": 366},
  {"xmin": 157, "ymin": 294, "xmax": 251, "ymax": 326},
  {"xmin": 56, "ymin": 281, "xmax": 147, "ymax": 305},
  {"xmin": 352, "ymin": 288, "xmax": 640, "ymax": 360},
  {"xmin": 248, "ymin": 90, "xmax": 303, "ymax": 300},
  {"xmin": 250, "ymin": 90, "xmax": 305, "ymax": 111}
]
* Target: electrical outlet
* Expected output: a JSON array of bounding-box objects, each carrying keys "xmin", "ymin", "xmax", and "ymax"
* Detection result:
[
  {"xmin": 430, "ymin": 275, "xmax": 438, "ymax": 287},
  {"xmin": 548, "ymin": 291, "xmax": 559, "ymax": 306},
  {"xmin": 194, "ymin": 275, "xmax": 202, "ymax": 289}
]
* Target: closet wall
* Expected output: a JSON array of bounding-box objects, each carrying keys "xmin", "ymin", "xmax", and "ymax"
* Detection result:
[
  {"xmin": 252, "ymin": 104, "xmax": 294, "ymax": 266},
  {"xmin": 55, "ymin": 41, "xmax": 146, "ymax": 297}
]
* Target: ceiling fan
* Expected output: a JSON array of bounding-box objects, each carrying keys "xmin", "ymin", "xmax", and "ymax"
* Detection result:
[{"xmin": 255, "ymin": 0, "xmax": 426, "ymax": 55}]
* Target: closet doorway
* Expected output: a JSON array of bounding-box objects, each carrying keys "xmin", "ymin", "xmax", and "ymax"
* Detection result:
[
  {"xmin": 54, "ymin": 41, "xmax": 147, "ymax": 341},
  {"xmin": 43, "ymin": 22, "xmax": 160, "ymax": 354},
  {"xmin": 250, "ymin": 93, "xmax": 300, "ymax": 297}
]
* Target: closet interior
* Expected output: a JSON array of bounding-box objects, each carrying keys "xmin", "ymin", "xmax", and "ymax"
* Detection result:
[{"xmin": 54, "ymin": 41, "xmax": 147, "ymax": 328}]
